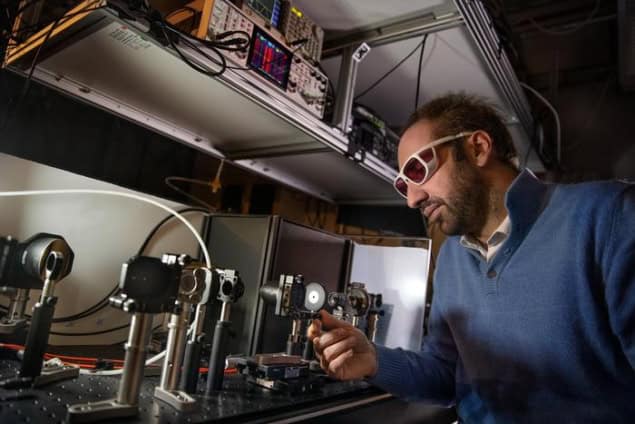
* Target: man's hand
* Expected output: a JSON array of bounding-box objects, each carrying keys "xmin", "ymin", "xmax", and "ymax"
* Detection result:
[{"xmin": 308, "ymin": 310, "xmax": 378, "ymax": 380}]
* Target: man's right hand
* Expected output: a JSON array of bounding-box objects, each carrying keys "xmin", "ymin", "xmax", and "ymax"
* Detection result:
[{"xmin": 308, "ymin": 310, "xmax": 378, "ymax": 381}]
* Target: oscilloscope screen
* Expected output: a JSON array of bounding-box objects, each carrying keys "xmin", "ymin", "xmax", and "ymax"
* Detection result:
[{"xmin": 247, "ymin": 27, "xmax": 292, "ymax": 89}]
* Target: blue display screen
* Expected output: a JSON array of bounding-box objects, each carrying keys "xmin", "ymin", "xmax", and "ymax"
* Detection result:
[{"xmin": 247, "ymin": 27, "xmax": 291, "ymax": 89}]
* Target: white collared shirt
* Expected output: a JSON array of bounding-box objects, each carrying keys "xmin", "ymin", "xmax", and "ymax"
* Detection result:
[{"xmin": 460, "ymin": 216, "xmax": 511, "ymax": 262}]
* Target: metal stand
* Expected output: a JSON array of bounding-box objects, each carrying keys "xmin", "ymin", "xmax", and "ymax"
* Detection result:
[
  {"xmin": 179, "ymin": 268, "xmax": 221, "ymax": 394},
  {"xmin": 154, "ymin": 305, "xmax": 196, "ymax": 411},
  {"xmin": 21, "ymin": 285, "xmax": 80, "ymax": 388},
  {"xmin": 180, "ymin": 332, "xmax": 204, "ymax": 393},
  {"xmin": 67, "ymin": 313, "xmax": 154, "ymax": 423},
  {"xmin": 205, "ymin": 269, "xmax": 244, "ymax": 394},
  {"xmin": 0, "ymin": 287, "xmax": 29, "ymax": 334},
  {"xmin": 286, "ymin": 318, "xmax": 305, "ymax": 356},
  {"xmin": 0, "ymin": 234, "xmax": 75, "ymax": 389},
  {"xmin": 154, "ymin": 265, "xmax": 210, "ymax": 410},
  {"xmin": 302, "ymin": 319, "xmax": 315, "ymax": 361},
  {"xmin": 67, "ymin": 254, "xmax": 185, "ymax": 423},
  {"xmin": 366, "ymin": 293, "xmax": 383, "ymax": 343}
]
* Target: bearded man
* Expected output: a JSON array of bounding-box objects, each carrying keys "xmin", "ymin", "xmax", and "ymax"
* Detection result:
[{"xmin": 309, "ymin": 93, "xmax": 635, "ymax": 422}]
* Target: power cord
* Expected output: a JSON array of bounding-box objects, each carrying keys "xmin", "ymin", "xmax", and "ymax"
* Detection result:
[
  {"xmin": 136, "ymin": 3, "xmax": 251, "ymax": 78},
  {"xmin": 413, "ymin": 34, "xmax": 429, "ymax": 111},
  {"xmin": 355, "ymin": 36, "xmax": 428, "ymax": 101},
  {"xmin": 49, "ymin": 207, "xmax": 210, "ymax": 325}
]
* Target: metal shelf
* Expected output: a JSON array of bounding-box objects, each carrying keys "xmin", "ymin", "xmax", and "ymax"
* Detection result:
[{"xmin": 5, "ymin": 2, "xmax": 401, "ymax": 204}]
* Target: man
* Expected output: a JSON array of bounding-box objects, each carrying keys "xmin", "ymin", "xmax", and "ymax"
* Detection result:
[{"xmin": 309, "ymin": 93, "xmax": 635, "ymax": 422}]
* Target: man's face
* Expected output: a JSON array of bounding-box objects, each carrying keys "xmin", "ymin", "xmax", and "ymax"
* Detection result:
[{"xmin": 398, "ymin": 120, "xmax": 488, "ymax": 236}]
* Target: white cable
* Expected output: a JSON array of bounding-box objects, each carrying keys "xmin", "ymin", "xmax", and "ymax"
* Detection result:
[
  {"xmin": 146, "ymin": 349, "xmax": 167, "ymax": 365},
  {"xmin": 0, "ymin": 189, "xmax": 211, "ymax": 377},
  {"xmin": 519, "ymin": 82, "xmax": 561, "ymax": 165},
  {"xmin": 0, "ymin": 189, "xmax": 211, "ymax": 268}
]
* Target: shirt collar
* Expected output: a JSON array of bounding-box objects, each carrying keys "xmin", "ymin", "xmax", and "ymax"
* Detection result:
[{"xmin": 460, "ymin": 215, "xmax": 511, "ymax": 255}]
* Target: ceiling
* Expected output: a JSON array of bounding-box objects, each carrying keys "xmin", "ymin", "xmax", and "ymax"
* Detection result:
[
  {"xmin": 294, "ymin": 0, "xmax": 453, "ymax": 32},
  {"xmin": 294, "ymin": 0, "xmax": 543, "ymax": 170},
  {"xmin": 293, "ymin": 0, "xmax": 634, "ymax": 181}
]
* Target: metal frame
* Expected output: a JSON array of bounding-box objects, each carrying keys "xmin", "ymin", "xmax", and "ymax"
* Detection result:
[{"xmin": 454, "ymin": 0, "xmax": 535, "ymax": 137}]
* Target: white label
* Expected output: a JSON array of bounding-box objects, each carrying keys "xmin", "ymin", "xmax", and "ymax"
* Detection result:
[{"xmin": 107, "ymin": 26, "xmax": 152, "ymax": 51}]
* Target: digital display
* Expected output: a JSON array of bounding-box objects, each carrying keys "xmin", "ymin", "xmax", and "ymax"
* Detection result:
[
  {"xmin": 248, "ymin": 27, "xmax": 291, "ymax": 89},
  {"xmin": 246, "ymin": 0, "xmax": 282, "ymax": 28}
]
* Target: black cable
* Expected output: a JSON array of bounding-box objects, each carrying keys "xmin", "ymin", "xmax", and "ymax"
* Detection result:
[
  {"xmin": 137, "ymin": 207, "xmax": 209, "ymax": 256},
  {"xmin": 0, "ymin": 12, "xmax": 59, "ymax": 132},
  {"xmin": 355, "ymin": 36, "xmax": 428, "ymax": 101},
  {"xmin": 209, "ymin": 30, "xmax": 251, "ymax": 51},
  {"xmin": 162, "ymin": 19, "xmax": 250, "ymax": 53},
  {"xmin": 158, "ymin": 20, "xmax": 227, "ymax": 77},
  {"xmin": 50, "ymin": 208, "xmax": 209, "ymax": 324},
  {"xmin": 414, "ymin": 34, "xmax": 428, "ymax": 111},
  {"xmin": 148, "ymin": 6, "xmax": 253, "ymax": 77},
  {"xmin": 51, "ymin": 285, "xmax": 118, "ymax": 323}
]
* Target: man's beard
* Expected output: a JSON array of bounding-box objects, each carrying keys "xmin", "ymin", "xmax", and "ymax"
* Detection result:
[{"xmin": 427, "ymin": 160, "xmax": 489, "ymax": 236}]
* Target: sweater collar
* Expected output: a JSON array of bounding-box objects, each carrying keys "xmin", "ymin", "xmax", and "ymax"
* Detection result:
[
  {"xmin": 497, "ymin": 169, "xmax": 553, "ymax": 261},
  {"xmin": 505, "ymin": 169, "xmax": 551, "ymax": 233}
]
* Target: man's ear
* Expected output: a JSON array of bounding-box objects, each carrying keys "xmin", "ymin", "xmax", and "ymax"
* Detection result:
[{"xmin": 466, "ymin": 131, "xmax": 494, "ymax": 167}]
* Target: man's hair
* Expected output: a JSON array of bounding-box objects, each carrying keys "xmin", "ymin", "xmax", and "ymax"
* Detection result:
[{"xmin": 404, "ymin": 92, "xmax": 517, "ymax": 164}]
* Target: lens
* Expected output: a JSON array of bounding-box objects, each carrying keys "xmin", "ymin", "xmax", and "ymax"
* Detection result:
[
  {"xmin": 419, "ymin": 148, "xmax": 434, "ymax": 163},
  {"xmin": 394, "ymin": 177, "xmax": 408, "ymax": 196},
  {"xmin": 403, "ymin": 156, "xmax": 427, "ymax": 183}
]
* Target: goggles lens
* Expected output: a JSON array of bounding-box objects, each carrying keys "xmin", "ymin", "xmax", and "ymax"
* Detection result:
[
  {"xmin": 394, "ymin": 177, "xmax": 408, "ymax": 197},
  {"xmin": 403, "ymin": 148, "xmax": 434, "ymax": 183},
  {"xmin": 392, "ymin": 131, "xmax": 473, "ymax": 199}
]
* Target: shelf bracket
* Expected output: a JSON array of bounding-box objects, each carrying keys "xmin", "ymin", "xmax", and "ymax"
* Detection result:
[{"xmin": 332, "ymin": 43, "xmax": 371, "ymax": 135}]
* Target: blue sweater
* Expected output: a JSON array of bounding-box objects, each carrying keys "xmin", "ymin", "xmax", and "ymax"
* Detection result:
[{"xmin": 370, "ymin": 170, "xmax": 635, "ymax": 423}]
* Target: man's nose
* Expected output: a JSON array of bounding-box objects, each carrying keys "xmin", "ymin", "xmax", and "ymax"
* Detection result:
[{"xmin": 407, "ymin": 183, "xmax": 429, "ymax": 209}]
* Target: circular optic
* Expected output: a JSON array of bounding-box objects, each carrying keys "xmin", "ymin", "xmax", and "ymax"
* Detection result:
[{"xmin": 304, "ymin": 282, "xmax": 326, "ymax": 312}]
